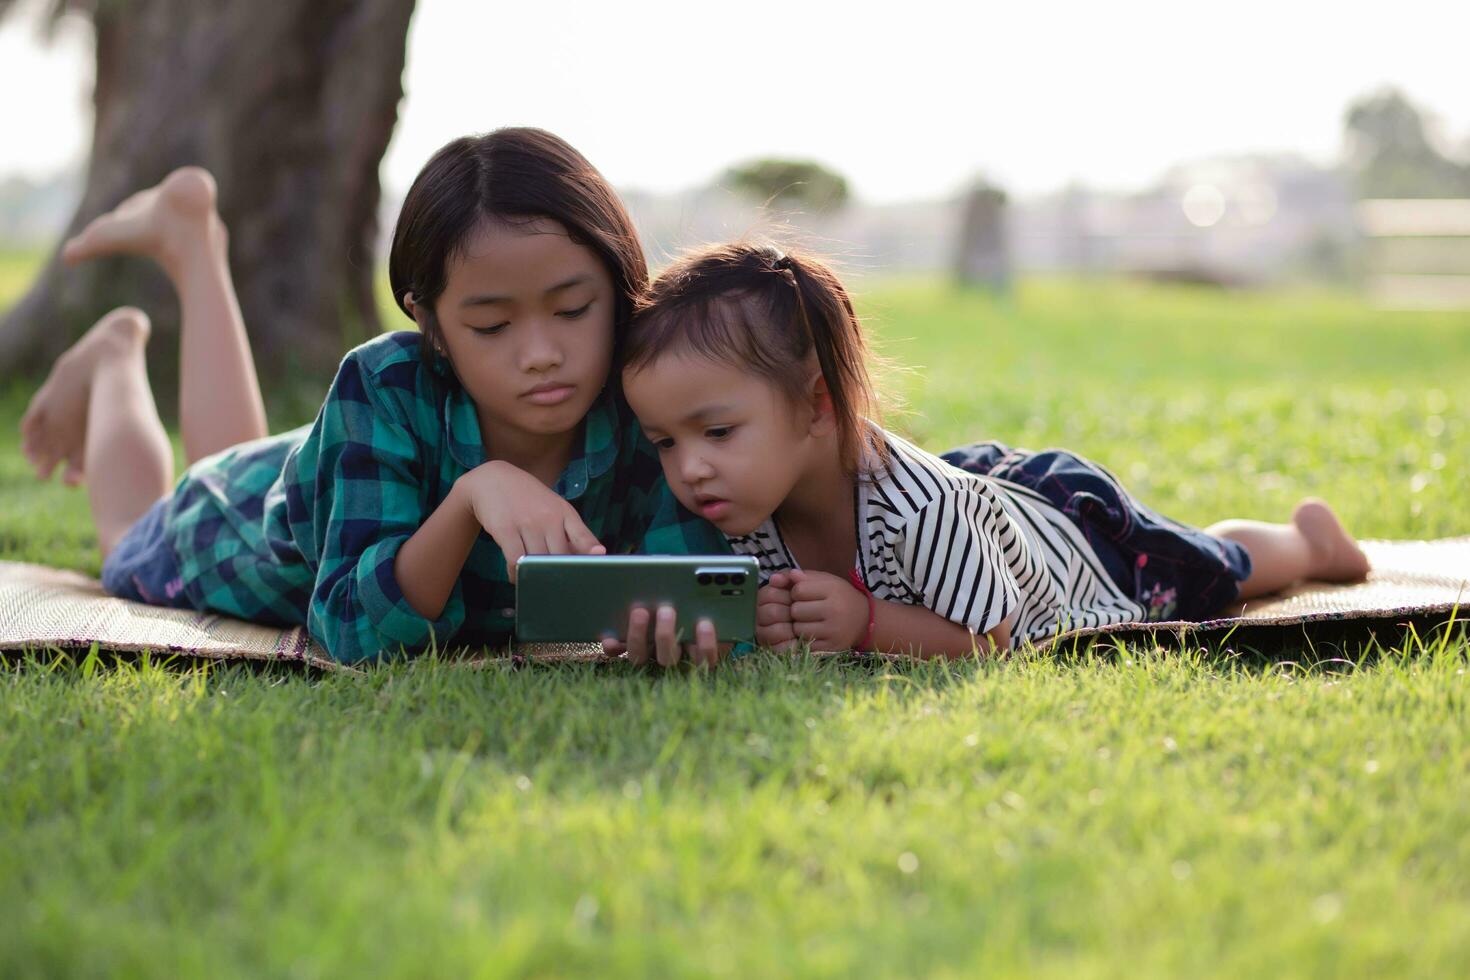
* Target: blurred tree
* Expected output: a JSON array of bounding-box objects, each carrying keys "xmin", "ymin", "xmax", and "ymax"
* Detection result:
[
  {"xmin": 723, "ymin": 158, "xmax": 850, "ymax": 213},
  {"xmin": 0, "ymin": 0, "xmax": 417, "ymax": 381},
  {"xmin": 952, "ymin": 179, "xmax": 1010, "ymax": 294},
  {"xmin": 1344, "ymin": 88, "xmax": 1470, "ymax": 199}
]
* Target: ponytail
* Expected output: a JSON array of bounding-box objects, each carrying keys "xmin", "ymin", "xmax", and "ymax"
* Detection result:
[{"xmin": 625, "ymin": 242, "xmax": 887, "ymax": 473}]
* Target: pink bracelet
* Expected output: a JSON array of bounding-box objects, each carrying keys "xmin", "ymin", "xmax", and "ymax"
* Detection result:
[{"xmin": 846, "ymin": 568, "xmax": 877, "ymax": 652}]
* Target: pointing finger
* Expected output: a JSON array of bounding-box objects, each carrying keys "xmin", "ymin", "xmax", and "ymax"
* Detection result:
[{"xmin": 566, "ymin": 515, "xmax": 605, "ymax": 556}]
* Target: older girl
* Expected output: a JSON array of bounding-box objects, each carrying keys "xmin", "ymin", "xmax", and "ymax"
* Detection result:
[{"xmin": 20, "ymin": 129, "xmax": 727, "ymax": 664}]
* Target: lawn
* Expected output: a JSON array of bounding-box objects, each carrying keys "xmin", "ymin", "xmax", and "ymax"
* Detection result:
[{"xmin": 2, "ymin": 257, "xmax": 1468, "ymax": 977}]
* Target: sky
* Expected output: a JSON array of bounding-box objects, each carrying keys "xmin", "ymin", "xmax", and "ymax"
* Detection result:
[{"xmin": 2, "ymin": 0, "xmax": 1468, "ymax": 202}]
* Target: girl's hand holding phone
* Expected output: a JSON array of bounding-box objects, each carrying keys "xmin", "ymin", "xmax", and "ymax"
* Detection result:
[
  {"xmin": 601, "ymin": 604, "xmax": 723, "ymax": 668},
  {"xmin": 454, "ymin": 461, "xmax": 605, "ymax": 581}
]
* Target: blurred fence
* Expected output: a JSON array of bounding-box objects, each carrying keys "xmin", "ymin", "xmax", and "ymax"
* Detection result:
[{"xmin": 1357, "ymin": 199, "xmax": 1470, "ymax": 309}]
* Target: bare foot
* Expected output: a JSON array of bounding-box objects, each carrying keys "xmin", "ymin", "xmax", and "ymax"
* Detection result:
[
  {"xmin": 1292, "ymin": 498, "xmax": 1371, "ymax": 582},
  {"xmin": 62, "ymin": 166, "xmax": 221, "ymax": 272},
  {"xmin": 19, "ymin": 308, "xmax": 152, "ymax": 485}
]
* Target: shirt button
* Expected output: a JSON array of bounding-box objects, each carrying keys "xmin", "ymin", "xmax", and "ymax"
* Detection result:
[{"xmin": 500, "ymin": 607, "xmax": 516, "ymax": 618}]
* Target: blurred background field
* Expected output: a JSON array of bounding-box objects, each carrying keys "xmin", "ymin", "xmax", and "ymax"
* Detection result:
[{"xmin": 4, "ymin": 241, "xmax": 1466, "ymax": 575}]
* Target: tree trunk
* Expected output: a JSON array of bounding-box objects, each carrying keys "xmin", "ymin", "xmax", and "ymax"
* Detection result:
[{"xmin": 0, "ymin": 0, "xmax": 417, "ymax": 392}]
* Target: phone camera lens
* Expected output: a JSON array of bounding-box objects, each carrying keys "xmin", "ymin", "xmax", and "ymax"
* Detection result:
[
  {"xmin": 732, "ymin": 572, "xmax": 747, "ymax": 585},
  {"xmin": 697, "ymin": 573, "xmax": 712, "ymax": 586},
  {"xmin": 714, "ymin": 573, "xmax": 729, "ymax": 585}
]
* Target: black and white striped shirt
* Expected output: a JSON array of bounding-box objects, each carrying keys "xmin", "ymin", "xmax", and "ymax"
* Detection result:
[{"xmin": 727, "ymin": 429, "xmax": 1146, "ymax": 644}]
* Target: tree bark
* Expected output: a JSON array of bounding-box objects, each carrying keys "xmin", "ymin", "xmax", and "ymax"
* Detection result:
[{"xmin": 0, "ymin": 0, "xmax": 417, "ymax": 389}]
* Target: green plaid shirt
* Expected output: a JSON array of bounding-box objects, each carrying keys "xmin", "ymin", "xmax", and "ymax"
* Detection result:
[{"xmin": 161, "ymin": 331, "xmax": 729, "ymax": 664}]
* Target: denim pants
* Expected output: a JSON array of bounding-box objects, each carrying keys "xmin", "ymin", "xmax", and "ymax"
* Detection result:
[
  {"xmin": 940, "ymin": 441, "xmax": 1251, "ymax": 621},
  {"xmin": 99, "ymin": 496, "xmax": 193, "ymax": 609}
]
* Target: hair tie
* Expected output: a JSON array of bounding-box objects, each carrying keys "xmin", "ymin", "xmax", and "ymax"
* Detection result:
[{"xmin": 770, "ymin": 248, "xmax": 792, "ymax": 272}]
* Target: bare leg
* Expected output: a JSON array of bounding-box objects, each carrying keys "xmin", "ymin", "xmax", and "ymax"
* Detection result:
[
  {"xmin": 61, "ymin": 167, "xmax": 267, "ymax": 464},
  {"xmin": 1208, "ymin": 498, "xmax": 1372, "ymax": 601},
  {"xmin": 32, "ymin": 308, "xmax": 174, "ymax": 558}
]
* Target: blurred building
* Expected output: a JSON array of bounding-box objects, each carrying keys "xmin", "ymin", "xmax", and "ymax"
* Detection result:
[
  {"xmin": 620, "ymin": 186, "xmax": 959, "ymax": 278},
  {"xmin": 1012, "ymin": 155, "xmax": 1358, "ymax": 285},
  {"xmin": 613, "ymin": 154, "xmax": 1364, "ymax": 288}
]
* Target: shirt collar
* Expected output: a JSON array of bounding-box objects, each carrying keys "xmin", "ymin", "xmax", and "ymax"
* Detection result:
[{"xmin": 441, "ymin": 376, "xmax": 622, "ymax": 502}]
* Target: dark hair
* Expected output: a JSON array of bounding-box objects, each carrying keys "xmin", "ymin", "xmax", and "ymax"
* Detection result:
[
  {"xmin": 388, "ymin": 128, "xmax": 647, "ymax": 371},
  {"xmin": 623, "ymin": 243, "xmax": 885, "ymax": 473}
]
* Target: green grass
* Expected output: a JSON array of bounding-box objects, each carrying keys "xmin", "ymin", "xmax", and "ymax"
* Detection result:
[{"xmin": 2, "ymin": 257, "xmax": 1469, "ymax": 976}]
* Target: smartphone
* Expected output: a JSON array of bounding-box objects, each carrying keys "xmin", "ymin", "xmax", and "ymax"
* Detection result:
[{"xmin": 514, "ymin": 555, "xmax": 760, "ymax": 643}]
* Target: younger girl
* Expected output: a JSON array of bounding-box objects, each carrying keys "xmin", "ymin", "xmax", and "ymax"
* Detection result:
[
  {"xmin": 619, "ymin": 243, "xmax": 1372, "ymax": 660},
  {"xmin": 20, "ymin": 129, "xmax": 727, "ymax": 664}
]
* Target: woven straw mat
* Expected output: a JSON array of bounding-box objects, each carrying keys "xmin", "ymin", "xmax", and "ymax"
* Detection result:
[{"xmin": 1, "ymin": 537, "xmax": 1465, "ymax": 668}]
